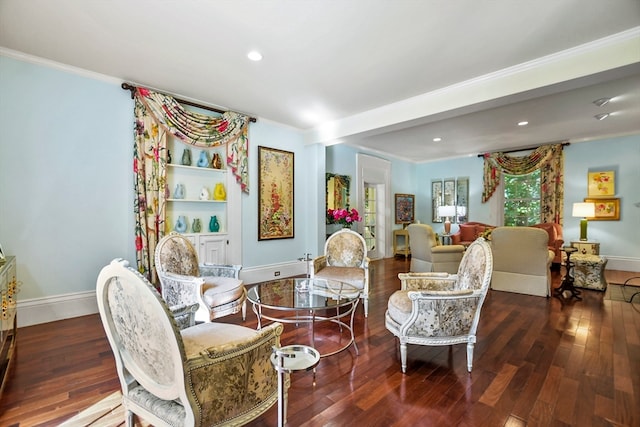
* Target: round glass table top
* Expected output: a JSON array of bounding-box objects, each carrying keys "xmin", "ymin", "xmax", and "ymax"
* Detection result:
[{"xmin": 247, "ymin": 278, "xmax": 359, "ymax": 311}]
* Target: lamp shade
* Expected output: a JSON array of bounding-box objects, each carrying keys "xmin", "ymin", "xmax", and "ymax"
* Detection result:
[
  {"xmin": 437, "ymin": 205, "xmax": 456, "ymax": 218},
  {"xmin": 572, "ymin": 202, "xmax": 595, "ymax": 218}
]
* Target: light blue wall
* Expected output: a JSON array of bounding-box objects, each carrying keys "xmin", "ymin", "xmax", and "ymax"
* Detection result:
[
  {"xmin": 0, "ymin": 56, "xmax": 134, "ymax": 300},
  {"xmin": 0, "ymin": 55, "xmax": 318, "ymax": 301}
]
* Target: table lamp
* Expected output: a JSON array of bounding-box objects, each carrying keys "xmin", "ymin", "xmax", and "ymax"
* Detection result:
[
  {"xmin": 572, "ymin": 202, "xmax": 595, "ymax": 241},
  {"xmin": 437, "ymin": 205, "xmax": 456, "ymax": 234}
]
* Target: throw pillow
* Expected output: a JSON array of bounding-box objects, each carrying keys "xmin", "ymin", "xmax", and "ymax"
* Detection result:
[{"xmin": 459, "ymin": 224, "xmax": 476, "ymax": 241}]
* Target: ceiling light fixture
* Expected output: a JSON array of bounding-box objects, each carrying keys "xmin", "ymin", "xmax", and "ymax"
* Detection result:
[
  {"xmin": 594, "ymin": 113, "xmax": 610, "ymax": 121},
  {"xmin": 433, "ymin": 137, "xmax": 442, "ymax": 142},
  {"xmin": 247, "ymin": 51, "xmax": 263, "ymax": 61},
  {"xmin": 517, "ymin": 121, "xmax": 528, "ymax": 126},
  {"xmin": 593, "ymin": 97, "xmax": 611, "ymax": 107}
]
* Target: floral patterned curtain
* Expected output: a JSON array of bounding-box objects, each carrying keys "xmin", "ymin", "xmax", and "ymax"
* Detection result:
[
  {"xmin": 132, "ymin": 87, "xmax": 251, "ymax": 281},
  {"xmin": 135, "ymin": 87, "xmax": 250, "ymax": 192},
  {"xmin": 133, "ymin": 97, "xmax": 168, "ymax": 282},
  {"xmin": 482, "ymin": 144, "xmax": 564, "ymax": 224}
]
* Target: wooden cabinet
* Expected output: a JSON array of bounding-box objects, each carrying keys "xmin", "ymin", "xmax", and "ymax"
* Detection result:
[
  {"xmin": 0, "ymin": 256, "xmax": 17, "ymax": 397},
  {"xmin": 571, "ymin": 241, "xmax": 600, "ymax": 255},
  {"xmin": 393, "ymin": 229, "xmax": 410, "ymax": 258},
  {"xmin": 167, "ymin": 140, "xmax": 231, "ymax": 264}
]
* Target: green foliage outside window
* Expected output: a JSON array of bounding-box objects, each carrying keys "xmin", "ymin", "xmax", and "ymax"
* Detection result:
[{"xmin": 504, "ymin": 170, "xmax": 541, "ymax": 226}]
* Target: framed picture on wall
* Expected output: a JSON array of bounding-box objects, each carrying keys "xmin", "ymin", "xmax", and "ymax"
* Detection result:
[
  {"xmin": 258, "ymin": 146, "xmax": 294, "ymax": 240},
  {"xmin": 395, "ymin": 193, "xmax": 415, "ymax": 224},
  {"xmin": 588, "ymin": 171, "xmax": 615, "ymax": 197},
  {"xmin": 584, "ymin": 197, "xmax": 620, "ymax": 221}
]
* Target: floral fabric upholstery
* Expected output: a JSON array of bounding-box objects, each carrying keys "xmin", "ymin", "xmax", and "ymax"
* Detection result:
[
  {"xmin": 311, "ymin": 229, "xmax": 370, "ymax": 316},
  {"xmin": 385, "ymin": 238, "xmax": 493, "ymax": 373},
  {"xmin": 571, "ymin": 254, "xmax": 608, "ymax": 291},
  {"xmin": 155, "ymin": 232, "xmax": 246, "ymax": 323},
  {"xmin": 96, "ymin": 259, "xmax": 284, "ymax": 427}
]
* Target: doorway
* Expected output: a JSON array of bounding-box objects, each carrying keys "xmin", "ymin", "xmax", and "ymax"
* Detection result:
[{"xmin": 356, "ymin": 154, "xmax": 391, "ymax": 258}]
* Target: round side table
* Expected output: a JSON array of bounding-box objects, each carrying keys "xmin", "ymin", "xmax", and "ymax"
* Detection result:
[
  {"xmin": 271, "ymin": 345, "xmax": 320, "ymax": 427},
  {"xmin": 554, "ymin": 246, "xmax": 581, "ymax": 300}
]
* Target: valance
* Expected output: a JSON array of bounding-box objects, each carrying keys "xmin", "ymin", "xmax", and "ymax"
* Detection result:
[{"xmin": 135, "ymin": 87, "xmax": 250, "ymax": 192}]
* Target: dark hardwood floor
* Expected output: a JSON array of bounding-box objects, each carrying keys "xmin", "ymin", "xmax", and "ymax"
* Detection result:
[{"xmin": 1, "ymin": 258, "xmax": 638, "ymax": 426}]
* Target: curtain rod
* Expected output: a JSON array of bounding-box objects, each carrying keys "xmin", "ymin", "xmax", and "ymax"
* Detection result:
[
  {"xmin": 477, "ymin": 141, "xmax": 570, "ymax": 157},
  {"xmin": 121, "ymin": 83, "xmax": 257, "ymax": 123}
]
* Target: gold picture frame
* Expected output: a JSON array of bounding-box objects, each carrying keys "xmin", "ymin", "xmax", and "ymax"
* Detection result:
[
  {"xmin": 258, "ymin": 146, "xmax": 294, "ymax": 240},
  {"xmin": 584, "ymin": 197, "xmax": 620, "ymax": 221},
  {"xmin": 588, "ymin": 171, "xmax": 615, "ymax": 197}
]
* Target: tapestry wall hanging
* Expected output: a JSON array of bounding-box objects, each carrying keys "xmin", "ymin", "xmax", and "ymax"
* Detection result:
[{"xmin": 258, "ymin": 146, "xmax": 294, "ymax": 240}]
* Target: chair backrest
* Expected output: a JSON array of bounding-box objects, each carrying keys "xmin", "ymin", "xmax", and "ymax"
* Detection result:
[
  {"xmin": 491, "ymin": 227, "xmax": 550, "ymax": 275},
  {"xmin": 96, "ymin": 259, "xmax": 188, "ymax": 402},
  {"xmin": 324, "ymin": 229, "xmax": 367, "ymax": 267},
  {"xmin": 155, "ymin": 232, "xmax": 200, "ymax": 276},
  {"xmin": 407, "ymin": 224, "xmax": 438, "ymax": 262},
  {"xmin": 455, "ymin": 237, "xmax": 493, "ymax": 293}
]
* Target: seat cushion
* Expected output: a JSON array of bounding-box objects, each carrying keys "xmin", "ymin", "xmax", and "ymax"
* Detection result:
[
  {"xmin": 181, "ymin": 322, "xmax": 257, "ymax": 360},
  {"xmin": 313, "ymin": 266, "xmax": 365, "ymax": 289},
  {"xmin": 202, "ymin": 277, "xmax": 244, "ymax": 308}
]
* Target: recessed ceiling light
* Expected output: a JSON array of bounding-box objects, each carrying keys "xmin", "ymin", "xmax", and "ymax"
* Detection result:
[
  {"xmin": 433, "ymin": 137, "xmax": 442, "ymax": 142},
  {"xmin": 593, "ymin": 98, "xmax": 610, "ymax": 107},
  {"xmin": 247, "ymin": 51, "xmax": 263, "ymax": 61},
  {"xmin": 517, "ymin": 121, "xmax": 529, "ymax": 126},
  {"xmin": 594, "ymin": 113, "xmax": 610, "ymax": 120}
]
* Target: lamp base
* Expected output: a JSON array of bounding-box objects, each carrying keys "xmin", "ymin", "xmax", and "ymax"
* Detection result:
[
  {"xmin": 579, "ymin": 218, "xmax": 588, "ymax": 241},
  {"xmin": 444, "ymin": 219, "xmax": 451, "ymax": 234}
]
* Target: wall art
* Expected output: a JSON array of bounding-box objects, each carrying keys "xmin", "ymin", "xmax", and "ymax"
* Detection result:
[{"xmin": 258, "ymin": 146, "xmax": 294, "ymax": 240}]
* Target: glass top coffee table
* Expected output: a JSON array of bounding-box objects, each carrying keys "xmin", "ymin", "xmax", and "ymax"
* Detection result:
[{"xmin": 247, "ymin": 278, "xmax": 360, "ymax": 357}]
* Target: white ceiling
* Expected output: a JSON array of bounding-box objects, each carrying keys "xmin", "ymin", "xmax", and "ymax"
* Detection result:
[{"xmin": 1, "ymin": 0, "xmax": 639, "ymax": 162}]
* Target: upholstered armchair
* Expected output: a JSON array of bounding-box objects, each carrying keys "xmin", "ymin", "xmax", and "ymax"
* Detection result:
[
  {"xmin": 96, "ymin": 258, "xmax": 285, "ymax": 427},
  {"xmin": 385, "ymin": 238, "xmax": 493, "ymax": 373},
  {"xmin": 407, "ymin": 224, "xmax": 465, "ymax": 274},
  {"xmin": 530, "ymin": 222, "xmax": 564, "ymax": 264},
  {"xmin": 310, "ymin": 229, "xmax": 370, "ymax": 317},
  {"xmin": 155, "ymin": 232, "xmax": 246, "ymax": 323},
  {"xmin": 490, "ymin": 226, "xmax": 554, "ymax": 297}
]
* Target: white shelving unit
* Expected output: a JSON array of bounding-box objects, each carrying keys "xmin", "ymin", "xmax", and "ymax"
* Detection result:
[{"xmin": 166, "ymin": 141, "xmax": 231, "ymax": 265}]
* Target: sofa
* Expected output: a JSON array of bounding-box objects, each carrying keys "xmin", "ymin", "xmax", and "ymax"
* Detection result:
[
  {"xmin": 452, "ymin": 221, "xmax": 563, "ymax": 264},
  {"xmin": 490, "ymin": 226, "xmax": 554, "ymax": 297},
  {"xmin": 407, "ymin": 224, "xmax": 466, "ymax": 274},
  {"xmin": 451, "ymin": 222, "xmax": 495, "ymax": 246}
]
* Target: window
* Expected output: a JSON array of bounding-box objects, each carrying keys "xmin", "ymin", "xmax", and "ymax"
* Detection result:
[{"xmin": 503, "ymin": 170, "xmax": 541, "ymax": 226}]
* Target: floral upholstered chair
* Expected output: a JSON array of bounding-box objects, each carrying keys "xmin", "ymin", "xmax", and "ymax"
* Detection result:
[
  {"xmin": 155, "ymin": 232, "xmax": 246, "ymax": 323},
  {"xmin": 385, "ymin": 238, "xmax": 493, "ymax": 373},
  {"xmin": 96, "ymin": 258, "xmax": 285, "ymax": 427},
  {"xmin": 310, "ymin": 229, "xmax": 370, "ymax": 317}
]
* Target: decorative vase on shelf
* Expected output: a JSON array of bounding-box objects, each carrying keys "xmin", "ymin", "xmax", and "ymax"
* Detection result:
[
  {"xmin": 199, "ymin": 186, "xmax": 210, "ymax": 200},
  {"xmin": 213, "ymin": 183, "xmax": 226, "ymax": 201},
  {"xmin": 192, "ymin": 218, "xmax": 202, "ymax": 233},
  {"xmin": 181, "ymin": 149, "xmax": 192, "ymax": 166},
  {"xmin": 173, "ymin": 183, "xmax": 185, "ymax": 199},
  {"xmin": 209, "ymin": 215, "xmax": 220, "ymax": 232},
  {"xmin": 197, "ymin": 150, "xmax": 209, "ymax": 168},
  {"xmin": 175, "ymin": 215, "xmax": 187, "ymax": 233},
  {"xmin": 211, "ymin": 153, "xmax": 222, "ymax": 169}
]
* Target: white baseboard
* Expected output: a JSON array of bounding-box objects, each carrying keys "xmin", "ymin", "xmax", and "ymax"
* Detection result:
[
  {"xmin": 17, "ymin": 290, "xmax": 98, "ymax": 328},
  {"xmin": 16, "ymin": 260, "xmax": 309, "ymax": 327},
  {"xmin": 15, "ymin": 256, "xmax": 637, "ymax": 328},
  {"xmin": 603, "ymin": 255, "xmax": 640, "ymax": 272}
]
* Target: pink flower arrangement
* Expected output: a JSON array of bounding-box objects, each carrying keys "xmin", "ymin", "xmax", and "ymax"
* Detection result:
[{"xmin": 327, "ymin": 207, "xmax": 361, "ymax": 227}]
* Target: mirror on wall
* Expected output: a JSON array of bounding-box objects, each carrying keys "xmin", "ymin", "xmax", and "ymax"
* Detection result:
[
  {"xmin": 431, "ymin": 177, "xmax": 469, "ymax": 224},
  {"xmin": 326, "ymin": 173, "xmax": 351, "ymax": 211}
]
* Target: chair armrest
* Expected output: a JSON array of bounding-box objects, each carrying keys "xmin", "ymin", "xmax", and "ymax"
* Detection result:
[
  {"xmin": 432, "ymin": 245, "xmax": 465, "ymax": 254},
  {"xmin": 407, "ymin": 288, "xmax": 475, "ymax": 300},
  {"xmin": 312, "ymin": 256, "xmax": 327, "ymax": 274},
  {"xmin": 169, "ymin": 303, "xmax": 199, "ymax": 329},
  {"xmin": 398, "ymin": 272, "xmax": 457, "ymax": 291},
  {"xmin": 199, "ymin": 263, "xmax": 241, "ymax": 279}
]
